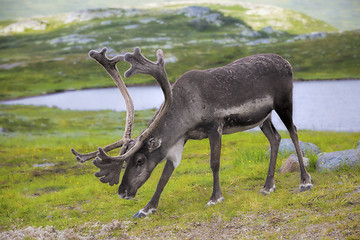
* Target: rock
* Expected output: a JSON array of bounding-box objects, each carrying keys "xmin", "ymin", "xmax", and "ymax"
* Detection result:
[
  {"xmin": 33, "ymin": 163, "xmax": 56, "ymax": 168},
  {"xmin": 139, "ymin": 18, "xmax": 156, "ymax": 24},
  {"xmin": 164, "ymin": 56, "xmax": 178, "ymax": 65},
  {"xmin": 123, "ymin": 24, "xmax": 139, "ymax": 30},
  {"xmin": 245, "ymin": 38, "xmax": 274, "ymax": 46},
  {"xmin": 356, "ymin": 139, "xmax": 360, "ymax": 149},
  {"xmin": 101, "ymin": 20, "xmax": 112, "ymax": 26},
  {"xmin": 49, "ymin": 34, "xmax": 95, "ymax": 46},
  {"xmin": 316, "ymin": 149, "xmax": 360, "ymax": 172},
  {"xmin": 279, "ymin": 154, "xmax": 310, "ymax": 173},
  {"xmin": 0, "ymin": 20, "xmax": 47, "ymax": 34},
  {"xmin": 63, "ymin": 9, "xmax": 141, "ymax": 24},
  {"xmin": 288, "ymin": 31, "xmax": 328, "ymax": 42},
  {"xmin": 276, "ymin": 138, "xmax": 321, "ymax": 156},
  {"xmin": 241, "ymin": 29, "xmax": 261, "ymax": 38},
  {"xmin": 262, "ymin": 26, "xmax": 274, "ymax": 34},
  {"xmin": 0, "ymin": 62, "xmax": 23, "ymax": 69},
  {"xmin": 178, "ymin": 6, "xmax": 211, "ymax": 18},
  {"xmin": 179, "ymin": 6, "xmax": 223, "ymax": 27}
]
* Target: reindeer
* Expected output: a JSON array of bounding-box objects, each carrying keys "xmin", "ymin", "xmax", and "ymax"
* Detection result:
[{"xmin": 71, "ymin": 47, "xmax": 312, "ymax": 218}]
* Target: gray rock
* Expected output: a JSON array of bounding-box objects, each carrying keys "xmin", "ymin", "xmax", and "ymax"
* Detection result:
[
  {"xmin": 0, "ymin": 62, "xmax": 23, "ymax": 69},
  {"xmin": 178, "ymin": 6, "xmax": 211, "ymax": 17},
  {"xmin": 123, "ymin": 24, "xmax": 139, "ymax": 30},
  {"xmin": 33, "ymin": 163, "xmax": 56, "ymax": 168},
  {"xmin": 277, "ymin": 138, "xmax": 321, "ymax": 156},
  {"xmin": 262, "ymin": 26, "xmax": 274, "ymax": 34},
  {"xmin": 179, "ymin": 6, "xmax": 223, "ymax": 26},
  {"xmin": 64, "ymin": 9, "xmax": 131, "ymax": 24},
  {"xmin": 316, "ymin": 149, "xmax": 360, "ymax": 172},
  {"xmin": 288, "ymin": 31, "xmax": 328, "ymax": 42},
  {"xmin": 241, "ymin": 29, "xmax": 261, "ymax": 38},
  {"xmin": 356, "ymin": 139, "xmax": 360, "ymax": 149},
  {"xmin": 49, "ymin": 34, "xmax": 95, "ymax": 46},
  {"xmin": 245, "ymin": 38, "xmax": 274, "ymax": 46}
]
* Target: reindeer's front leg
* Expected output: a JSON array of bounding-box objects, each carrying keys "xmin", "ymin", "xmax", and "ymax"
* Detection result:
[{"xmin": 133, "ymin": 160, "xmax": 175, "ymax": 218}]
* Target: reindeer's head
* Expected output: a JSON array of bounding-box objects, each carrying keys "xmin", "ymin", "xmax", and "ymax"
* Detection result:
[
  {"xmin": 72, "ymin": 47, "xmax": 172, "ymax": 199},
  {"xmin": 117, "ymin": 140, "xmax": 160, "ymax": 199}
]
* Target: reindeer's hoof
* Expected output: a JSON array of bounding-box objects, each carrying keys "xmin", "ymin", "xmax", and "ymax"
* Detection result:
[
  {"xmin": 260, "ymin": 185, "xmax": 276, "ymax": 196},
  {"xmin": 133, "ymin": 208, "xmax": 156, "ymax": 218},
  {"xmin": 299, "ymin": 183, "xmax": 313, "ymax": 192},
  {"xmin": 206, "ymin": 197, "xmax": 224, "ymax": 207},
  {"xmin": 133, "ymin": 211, "xmax": 146, "ymax": 218}
]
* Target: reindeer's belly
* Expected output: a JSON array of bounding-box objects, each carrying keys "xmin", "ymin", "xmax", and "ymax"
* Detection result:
[{"xmin": 215, "ymin": 95, "xmax": 274, "ymax": 134}]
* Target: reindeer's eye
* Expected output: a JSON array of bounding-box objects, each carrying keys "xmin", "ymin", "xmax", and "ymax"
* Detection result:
[{"xmin": 135, "ymin": 155, "xmax": 146, "ymax": 167}]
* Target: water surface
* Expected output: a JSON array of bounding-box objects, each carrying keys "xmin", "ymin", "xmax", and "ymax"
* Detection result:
[{"xmin": 2, "ymin": 80, "xmax": 360, "ymax": 132}]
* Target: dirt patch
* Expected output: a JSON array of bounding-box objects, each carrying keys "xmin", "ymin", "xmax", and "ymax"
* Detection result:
[{"xmin": 1, "ymin": 209, "xmax": 358, "ymax": 239}]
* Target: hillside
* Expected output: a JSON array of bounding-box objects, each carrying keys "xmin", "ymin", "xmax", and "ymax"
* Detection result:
[
  {"xmin": 0, "ymin": 0, "xmax": 359, "ymax": 30},
  {"xmin": 0, "ymin": 3, "xmax": 359, "ymax": 100}
]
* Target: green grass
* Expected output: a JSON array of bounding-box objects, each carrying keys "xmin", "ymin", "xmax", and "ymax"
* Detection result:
[{"xmin": 1, "ymin": 105, "xmax": 359, "ymax": 238}]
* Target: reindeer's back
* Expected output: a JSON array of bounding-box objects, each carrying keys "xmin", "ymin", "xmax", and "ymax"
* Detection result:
[{"xmin": 173, "ymin": 53, "xmax": 293, "ymax": 106}]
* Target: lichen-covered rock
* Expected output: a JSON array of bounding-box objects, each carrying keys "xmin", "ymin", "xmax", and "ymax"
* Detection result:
[
  {"xmin": 0, "ymin": 20, "xmax": 47, "ymax": 34},
  {"xmin": 276, "ymin": 138, "xmax": 321, "ymax": 156},
  {"xmin": 48, "ymin": 34, "xmax": 95, "ymax": 46},
  {"xmin": 279, "ymin": 154, "xmax": 310, "ymax": 173},
  {"xmin": 287, "ymin": 32, "xmax": 328, "ymax": 42},
  {"xmin": 178, "ymin": 6, "xmax": 223, "ymax": 27},
  {"xmin": 316, "ymin": 149, "xmax": 360, "ymax": 172},
  {"xmin": 178, "ymin": 6, "xmax": 211, "ymax": 18},
  {"xmin": 64, "ymin": 9, "xmax": 140, "ymax": 24}
]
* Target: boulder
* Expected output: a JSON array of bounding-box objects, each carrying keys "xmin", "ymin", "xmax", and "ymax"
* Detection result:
[
  {"xmin": 262, "ymin": 26, "xmax": 274, "ymax": 34},
  {"xmin": 279, "ymin": 154, "xmax": 310, "ymax": 173},
  {"xmin": 276, "ymin": 138, "xmax": 321, "ymax": 156},
  {"xmin": 316, "ymin": 149, "xmax": 360, "ymax": 172}
]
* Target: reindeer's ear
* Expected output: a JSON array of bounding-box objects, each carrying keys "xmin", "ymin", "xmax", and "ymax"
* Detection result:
[{"xmin": 147, "ymin": 138, "xmax": 162, "ymax": 152}]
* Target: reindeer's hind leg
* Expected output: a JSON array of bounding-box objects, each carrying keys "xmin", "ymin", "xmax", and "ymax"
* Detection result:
[
  {"xmin": 260, "ymin": 116, "xmax": 281, "ymax": 195},
  {"xmin": 206, "ymin": 122, "xmax": 224, "ymax": 206},
  {"xmin": 276, "ymin": 108, "xmax": 312, "ymax": 191}
]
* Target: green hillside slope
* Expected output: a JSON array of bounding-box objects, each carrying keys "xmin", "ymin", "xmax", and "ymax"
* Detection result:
[
  {"xmin": 0, "ymin": 0, "xmax": 359, "ymax": 30},
  {"xmin": 0, "ymin": 4, "xmax": 358, "ymax": 100}
]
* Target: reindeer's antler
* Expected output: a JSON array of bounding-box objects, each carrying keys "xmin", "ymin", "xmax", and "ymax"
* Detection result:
[
  {"xmin": 97, "ymin": 47, "xmax": 173, "ymax": 162},
  {"xmin": 89, "ymin": 48, "xmax": 134, "ymax": 140},
  {"xmin": 71, "ymin": 48, "xmax": 135, "ymax": 164},
  {"xmin": 71, "ymin": 140, "xmax": 125, "ymax": 163},
  {"xmin": 70, "ymin": 47, "xmax": 138, "ymax": 185}
]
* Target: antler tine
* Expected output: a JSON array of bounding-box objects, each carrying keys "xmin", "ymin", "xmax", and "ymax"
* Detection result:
[
  {"xmin": 89, "ymin": 48, "xmax": 134, "ymax": 140},
  {"xmin": 71, "ymin": 139, "xmax": 125, "ymax": 163},
  {"xmin": 97, "ymin": 47, "xmax": 173, "ymax": 161}
]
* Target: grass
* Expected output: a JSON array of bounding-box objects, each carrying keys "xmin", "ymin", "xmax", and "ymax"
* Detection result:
[{"xmin": 0, "ymin": 105, "xmax": 359, "ymax": 238}]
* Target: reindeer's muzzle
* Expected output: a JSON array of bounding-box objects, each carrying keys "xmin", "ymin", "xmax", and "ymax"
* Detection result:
[{"xmin": 118, "ymin": 188, "xmax": 137, "ymax": 200}]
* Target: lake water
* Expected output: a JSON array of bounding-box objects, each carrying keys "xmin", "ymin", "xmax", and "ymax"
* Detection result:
[{"xmin": 1, "ymin": 80, "xmax": 360, "ymax": 132}]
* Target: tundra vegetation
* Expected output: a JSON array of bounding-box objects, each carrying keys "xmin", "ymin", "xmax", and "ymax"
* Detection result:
[
  {"xmin": 0, "ymin": 105, "xmax": 359, "ymax": 238},
  {"xmin": 0, "ymin": 2, "xmax": 359, "ymax": 239}
]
